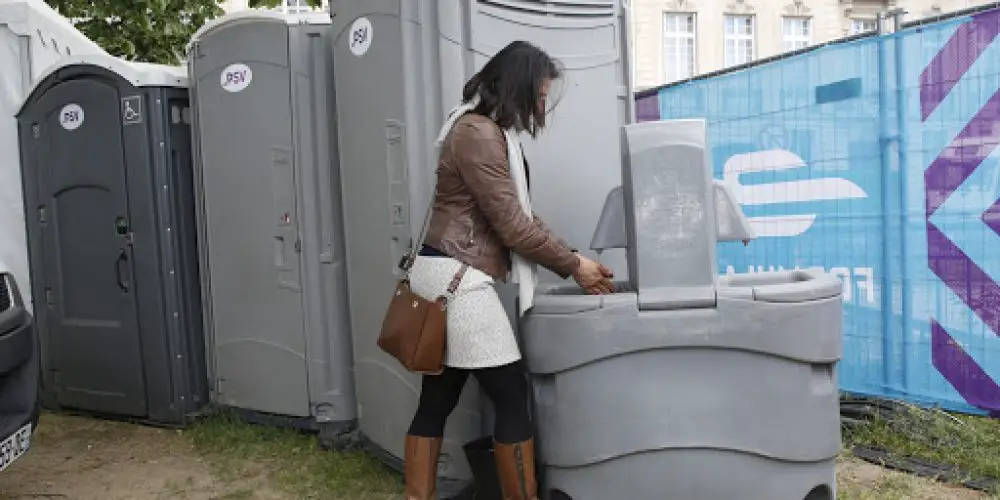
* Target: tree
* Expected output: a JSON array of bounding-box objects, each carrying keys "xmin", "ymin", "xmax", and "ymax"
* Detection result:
[{"xmin": 46, "ymin": 0, "xmax": 324, "ymax": 66}]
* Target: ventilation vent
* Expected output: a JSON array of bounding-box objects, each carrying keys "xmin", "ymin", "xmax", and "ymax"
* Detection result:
[
  {"xmin": 478, "ymin": 0, "xmax": 616, "ymax": 18},
  {"xmin": 0, "ymin": 275, "xmax": 11, "ymax": 314}
]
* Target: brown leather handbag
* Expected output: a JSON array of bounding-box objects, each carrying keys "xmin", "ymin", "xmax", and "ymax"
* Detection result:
[{"xmin": 377, "ymin": 202, "xmax": 468, "ymax": 375}]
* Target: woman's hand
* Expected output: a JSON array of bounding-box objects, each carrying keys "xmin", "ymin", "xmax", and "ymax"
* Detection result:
[{"xmin": 572, "ymin": 255, "xmax": 616, "ymax": 295}]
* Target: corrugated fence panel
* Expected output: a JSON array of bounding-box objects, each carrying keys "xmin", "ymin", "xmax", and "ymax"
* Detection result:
[{"xmin": 638, "ymin": 8, "xmax": 1000, "ymax": 416}]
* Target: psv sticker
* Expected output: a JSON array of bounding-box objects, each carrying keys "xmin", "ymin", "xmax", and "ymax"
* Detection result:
[
  {"xmin": 59, "ymin": 103, "xmax": 84, "ymax": 131},
  {"xmin": 349, "ymin": 17, "xmax": 373, "ymax": 56},
  {"xmin": 221, "ymin": 63, "xmax": 252, "ymax": 92}
]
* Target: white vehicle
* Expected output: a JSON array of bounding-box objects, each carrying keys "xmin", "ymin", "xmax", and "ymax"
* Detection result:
[{"xmin": 0, "ymin": 259, "xmax": 38, "ymax": 473}]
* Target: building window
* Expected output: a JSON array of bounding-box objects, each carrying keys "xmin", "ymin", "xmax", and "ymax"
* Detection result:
[
  {"xmin": 724, "ymin": 14, "xmax": 754, "ymax": 67},
  {"xmin": 281, "ymin": 0, "xmax": 314, "ymax": 14},
  {"xmin": 783, "ymin": 17, "xmax": 811, "ymax": 52},
  {"xmin": 663, "ymin": 12, "xmax": 696, "ymax": 83},
  {"xmin": 851, "ymin": 18, "xmax": 878, "ymax": 34}
]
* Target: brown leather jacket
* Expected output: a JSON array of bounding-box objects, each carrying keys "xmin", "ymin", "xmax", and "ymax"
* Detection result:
[{"xmin": 423, "ymin": 113, "xmax": 580, "ymax": 281}]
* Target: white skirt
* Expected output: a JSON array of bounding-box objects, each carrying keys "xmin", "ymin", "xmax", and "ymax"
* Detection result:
[{"xmin": 408, "ymin": 256, "xmax": 521, "ymax": 369}]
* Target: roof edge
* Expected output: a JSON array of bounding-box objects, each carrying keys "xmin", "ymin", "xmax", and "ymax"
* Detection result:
[
  {"xmin": 19, "ymin": 53, "xmax": 187, "ymax": 115},
  {"xmin": 0, "ymin": 0, "xmax": 106, "ymax": 54},
  {"xmin": 187, "ymin": 9, "xmax": 330, "ymax": 53}
]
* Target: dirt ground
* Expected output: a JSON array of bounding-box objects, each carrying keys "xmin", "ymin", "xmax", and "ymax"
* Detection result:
[
  {"xmin": 837, "ymin": 458, "xmax": 990, "ymax": 499},
  {"xmin": 0, "ymin": 414, "xmax": 991, "ymax": 500},
  {"xmin": 0, "ymin": 415, "xmax": 289, "ymax": 500}
]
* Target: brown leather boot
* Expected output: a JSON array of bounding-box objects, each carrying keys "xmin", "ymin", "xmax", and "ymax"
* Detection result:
[
  {"xmin": 404, "ymin": 435, "xmax": 442, "ymax": 500},
  {"xmin": 494, "ymin": 438, "xmax": 538, "ymax": 500}
]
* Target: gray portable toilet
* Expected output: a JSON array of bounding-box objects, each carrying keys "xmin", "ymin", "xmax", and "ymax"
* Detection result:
[
  {"xmin": 330, "ymin": 0, "xmax": 632, "ymax": 490},
  {"xmin": 522, "ymin": 119, "xmax": 842, "ymax": 500},
  {"xmin": 329, "ymin": 2, "xmax": 483, "ymax": 490},
  {"xmin": 187, "ymin": 10, "xmax": 357, "ymax": 441},
  {"xmin": 16, "ymin": 54, "xmax": 207, "ymax": 425}
]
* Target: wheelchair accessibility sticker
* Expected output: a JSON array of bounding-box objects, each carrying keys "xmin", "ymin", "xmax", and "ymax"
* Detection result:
[{"xmin": 122, "ymin": 95, "xmax": 142, "ymax": 125}]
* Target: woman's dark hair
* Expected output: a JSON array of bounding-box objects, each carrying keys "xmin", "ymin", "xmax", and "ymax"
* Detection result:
[{"xmin": 462, "ymin": 40, "xmax": 562, "ymax": 138}]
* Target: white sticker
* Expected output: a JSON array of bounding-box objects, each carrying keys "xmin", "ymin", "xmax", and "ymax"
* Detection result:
[
  {"xmin": 59, "ymin": 103, "xmax": 84, "ymax": 131},
  {"xmin": 220, "ymin": 63, "xmax": 252, "ymax": 93},
  {"xmin": 122, "ymin": 96, "xmax": 143, "ymax": 125},
  {"xmin": 349, "ymin": 17, "xmax": 373, "ymax": 57}
]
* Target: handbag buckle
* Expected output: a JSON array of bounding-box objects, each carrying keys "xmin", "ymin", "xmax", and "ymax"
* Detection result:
[{"xmin": 398, "ymin": 248, "xmax": 414, "ymax": 271}]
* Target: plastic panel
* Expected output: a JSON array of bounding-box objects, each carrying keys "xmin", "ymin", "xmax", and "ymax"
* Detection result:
[
  {"xmin": 188, "ymin": 15, "xmax": 310, "ymax": 418},
  {"xmin": 622, "ymin": 119, "xmax": 717, "ymax": 309},
  {"xmin": 288, "ymin": 22, "xmax": 358, "ymax": 427}
]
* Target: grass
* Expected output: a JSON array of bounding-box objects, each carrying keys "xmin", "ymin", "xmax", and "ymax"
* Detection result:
[
  {"xmin": 12, "ymin": 405, "xmax": 999, "ymax": 499},
  {"xmin": 185, "ymin": 405, "xmax": 996, "ymax": 500},
  {"xmin": 844, "ymin": 403, "xmax": 1000, "ymax": 492},
  {"xmin": 186, "ymin": 410, "xmax": 403, "ymax": 499},
  {"xmin": 836, "ymin": 466, "xmax": 951, "ymax": 500}
]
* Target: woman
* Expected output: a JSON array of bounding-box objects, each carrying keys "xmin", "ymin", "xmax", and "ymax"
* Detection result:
[{"xmin": 404, "ymin": 41, "xmax": 615, "ymax": 500}]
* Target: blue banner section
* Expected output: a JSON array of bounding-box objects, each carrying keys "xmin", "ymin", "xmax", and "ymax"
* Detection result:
[{"xmin": 641, "ymin": 9, "xmax": 1000, "ymax": 415}]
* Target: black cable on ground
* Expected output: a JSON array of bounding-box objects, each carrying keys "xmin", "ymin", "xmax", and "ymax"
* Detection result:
[
  {"xmin": 839, "ymin": 396, "xmax": 909, "ymax": 430},
  {"xmin": 839, "ymin": 395, "xmax": 998, "ymax": 493},
  {"xmin": 850, "ymin": 445, "xmax": 998, "ymax": 493}
]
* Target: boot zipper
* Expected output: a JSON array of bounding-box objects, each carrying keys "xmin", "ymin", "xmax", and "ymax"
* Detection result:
[{"xmin": 515, "ymin": 444, "xmax": 528, "ymax": 499}]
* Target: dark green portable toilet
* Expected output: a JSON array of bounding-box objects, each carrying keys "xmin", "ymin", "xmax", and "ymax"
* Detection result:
[{"xmin": 16, "ymin": 54, "xmax": 207, "ymax": 425}]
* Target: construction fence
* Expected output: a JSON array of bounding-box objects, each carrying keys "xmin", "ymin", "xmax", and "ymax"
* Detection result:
[{"xmin": 635, "ymin": 6, "xmax": 1000, "ymax": 416}]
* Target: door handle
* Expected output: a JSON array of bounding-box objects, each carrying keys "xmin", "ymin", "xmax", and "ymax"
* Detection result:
[{"xmin": 115, "ymin": 248, "xmax": 130, "ymax": 292}]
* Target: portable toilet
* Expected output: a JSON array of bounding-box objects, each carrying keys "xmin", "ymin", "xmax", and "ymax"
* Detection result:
[
  {"xmin": 330, "ymin": 0, "xmax": 631, "ymax": 492},
  {"xmin": 0, "ymin": 0, "xmax": 106, "ymax": 311},
  {"xmin": 330, "ymin": 3, "xmax": 483, "ymax": 491},
  {"xmin": 16, "ymin": 54, "xmax": 207, "ymax": 425},
  {"xmin": 187, "ymin": 11, "xmax": 357, "ymax": 442}
]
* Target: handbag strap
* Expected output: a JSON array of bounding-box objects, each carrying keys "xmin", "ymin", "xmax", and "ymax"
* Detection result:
[
  {"xmin": 400, "ymin": 199, "xmax": 435, "ymax": 273},
  {"xmin": 446, "ymin": 264, "xmax": 469, "ymax": 296},
  {"xmin": 402, "ymin": 198, "xmax": 469, "ymax": 296},
  {"xmin": 401, "ymin": 109, "xmax": 472, "ymax": 291}
]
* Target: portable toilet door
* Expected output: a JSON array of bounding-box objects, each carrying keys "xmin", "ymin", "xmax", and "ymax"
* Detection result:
[
  {"xmin": 330, "ymin": 2, "xmax": 484, "ymax": 487},
  {"xmin": 187, "ymin": 10, "xmax": 357, "ymax": 437},
  {"xmin": 16, "ymin": 55, "xmax": 207, "ymax": 425}
]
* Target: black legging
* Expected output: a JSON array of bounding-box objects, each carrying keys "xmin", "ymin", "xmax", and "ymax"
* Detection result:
[{"xmin": 408, "ymin": 361, "xmax": 532, "ymax": 444}]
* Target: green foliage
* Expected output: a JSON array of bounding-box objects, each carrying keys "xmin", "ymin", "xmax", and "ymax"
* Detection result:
[{"xmin": 45, "ymin": 0, "xmax": 324, "ymax": 65}]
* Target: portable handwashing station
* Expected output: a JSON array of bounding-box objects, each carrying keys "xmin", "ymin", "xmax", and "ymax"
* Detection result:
[{"xmin": 521, "ymin": 119, "xmax": 843, "ymax": 500}]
